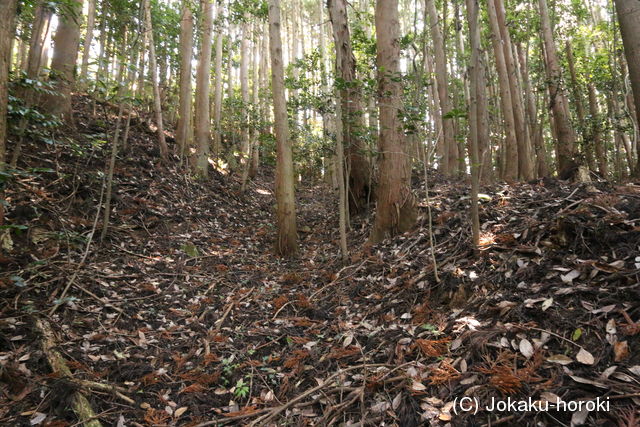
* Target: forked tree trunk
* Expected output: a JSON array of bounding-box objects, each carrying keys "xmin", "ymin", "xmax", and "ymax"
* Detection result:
[
  {"xmin": 327, "ymin": 0, "xmax": 371, "ymax": 215},
  {"xmin": 143, "ymin": 0, "xmax": 169, "ymax": 160},
  {"xmin": 614, "ymin": 0, "xmax": 640, "ymax": 176},
  {"xmin": 539, "ymin": 0, "xmax": 576, "ymax": 174},
  {"xmin": 47, "ymin": 0, "xmax": 83, "ymax": 122},
  {"xmin": 268, "ymin": 0, "xmax": 298, "ymax": 256},
  {"xmin": 177, "ymin": 0, "xmax": 194, "ymax": 162},
  {"xmin": 425, "ymin": 0, "xmax": 456, "ymax": 174},
  {"xmin": 80, "ymin": 0, "xmax": 96, "ymax": 81},
  {"xmin": 370, "ymin": 0, "xmax": 417, "ymax": 244}
]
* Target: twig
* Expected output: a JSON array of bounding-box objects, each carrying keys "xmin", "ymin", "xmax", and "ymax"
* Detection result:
[
  {"xmin": 49, "ymin": 176, "xmax": 105, "ymax": 316},
  {"xmin": 248, "ymin": 363, "xmax": 391, "ymax": 426},
  {"xmin": 522, "ymin": 326, "xmax": 581, "ymax": 348},
  {"xmin": 208, "ymin": 288, "xmax": 255, "ymax": 329}
]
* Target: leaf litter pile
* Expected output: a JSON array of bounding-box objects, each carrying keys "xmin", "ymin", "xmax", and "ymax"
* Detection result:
[{"xmin": 1, "ymin": 97, "xmax": 639, "ymax": 426}]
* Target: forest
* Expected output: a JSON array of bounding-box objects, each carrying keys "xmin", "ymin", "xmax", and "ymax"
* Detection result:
[{"xmin": 0, "ymin": 0, "xmax": 639, "ymax": 425}]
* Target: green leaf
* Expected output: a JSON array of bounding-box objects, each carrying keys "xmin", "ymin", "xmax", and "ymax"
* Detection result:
[{"xmin": 572, "ymin": 328, "xmax": 583, "ymax": 341}]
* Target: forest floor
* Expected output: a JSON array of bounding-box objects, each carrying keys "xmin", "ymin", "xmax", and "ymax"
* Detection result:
[{"xmin": 1, "ymin": 96, "xmax": 640, "ymax": 427}]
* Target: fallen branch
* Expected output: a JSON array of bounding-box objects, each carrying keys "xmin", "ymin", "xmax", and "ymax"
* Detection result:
[
  {"xmin": 35, "ymin": 318, "xmax": 102, "ymax": 427},
  {"xmin": 248, "ymin": 363, "xmax": 390, "ymax": 426}
]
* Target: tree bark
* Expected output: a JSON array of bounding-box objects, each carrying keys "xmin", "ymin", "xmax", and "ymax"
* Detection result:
[
  {"xmin": 25, "ymin": 2, "xmax": 53, "ymax": 85},
  {"xmin": 466, "ymin": 0, "xmax": 481, "ymax": 247},
  {"xmin": 425, "ymin": 0, "xmax": 456, "ymax": 174},
  {"xmin": 487, "ymin": 0, "xmax": 518, "ymax": 181},
  {"xmin": 268, "ymin": 0, "xmax": 298, "ymax": 256},
  {"xmin": 80, "ymin": 0, "xmax": 96, "ymax": 81},
  {"xmin": 0, "ymin": 0, "xmax": 17, "ymax": 225},
  {"xmin": 327, "ymin": 0, "xmax": 371, "ymax": 215},
  {"xmin": 239, "ymin": 18, "xmax": 251, "ymax": 188},
  {"xmin": 517, "ymin": 42, "xmax": 548, "ymax": 177},
  {"xmin": 587, "ymin": 83, "xmax": 607, "ymax": 177},
  {"xmin": 539, "ymin": 0, "xmax": 576, "ymax": 174},
  {"xmin": 494, "ymin": 0, "xmax": 532, "ymax": 180},
  {"xmin": 212, "ymin": 2, "xmax": 224, "ymax": 157},
  {"xmin": 565, "ymin": 41, "xmax": 590, "ymax": 164},
  {"xmin": 177, "ymin": 0, "xmax": 194, "ymax": 162},
  {"xmin": 143, "ymin": 0, "xmax": 169, "ymax": 160},
  {"xmin": 370, "ymin": 0, "xmax": 417, "ymax": 243},
  {"xmin": 194, "ymin": 0, "xmax": 214, "ymax": 176},
  {"xmin": 47, "ymin": 0, "xmax": 84, "ymax": 121},
  {"xmin": 614, "ymin": 0, "xmax": 640, "ymax": 176}
]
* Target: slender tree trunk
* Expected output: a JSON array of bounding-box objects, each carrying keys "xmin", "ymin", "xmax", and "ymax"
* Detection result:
[
  {"xmin": 249, "ymin": 25, "xmax": 261, "ymax": 179},
  {"xmin": 101, "ymin": 38, "xmax": 129, "ymax": 242},
  {"xmin": 466, "ymin": 0, "xmax": 481, "ymax": 247},
  {"xmin": 587, "ymin": 83, "xmax": 607, "ymax": 177},
  {"xmin": 0, "ymin": 0, "xmax": 17, "ymax": 225},
  {"xmin": 10, "ymin": 3, "xmax": 52, "ymax": 167},
  {"xmin": 213, "ymin": 2, "xmax": 224, "ymax": 157},
  {"xmin": 27, "ymin": 3, "xmax": 52, "ymax": 80},
  {"xmin": 80, "ymin": 0, "xmax": 96, "ymax": 81},
  {"xmin": 239, "ymin": 19, "xmax": 251, "ymax": 189},
  {"xmin": 327, "ymin": 0, "xmax": 371, "ymax": 215},
  {"xmin": 426, "ymin": 0, "xmax": 456, "ymax": 174},
  {"xmin": 494, "ymin": 0, "xmax": 531, "ymax": 179},
  {"xmin": 268, "ymin": 0, "xmax": 298, "ymax": 256},
  {"xmin": 144, "ymin": 0, "xmax": 169, "ymax": 159},
  {"xmin": 614, "ymin": 0, "xmax": 640, "ymax": 176},
  {"xmin": 370, "ymin": 0, "xmax": 417, "ymax": 243},
  {"xmin": 565, "ymin": 41, "xmax": 589, "ymax": 160},
  {"xmin": 487, "ymin": 0, "xmax": 518, "ymax": 181},
  {"xmin": 47, "ymin": 0, "xmax": 83, "ymax": 122},
  {"xmin": 539, "ymin": 0, "xmax": 576, "ymax": 174},
  {"xmin": 177, "ymin": 0, "xmax": 194, "ymax": 162},
  {"xmin": 517, "ymin": 42, "xmax": 548, "ymax": 178},
  {"xmin": 194, "ymin": 0, "xmax": 214, "ymax": 176}
]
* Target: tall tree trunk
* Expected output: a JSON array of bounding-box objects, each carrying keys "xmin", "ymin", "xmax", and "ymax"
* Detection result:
[
  {"xmin": 177, "ymin": 0, "xmax": 194, "ymax": 162},
  {"xmin": 565, "ymin": 41, "xmax": 590, "ymax": 163},
  {"xmin": 466, "ymin": 0, "xmax": 481, "ymax": 247},
  {"xmin": 212, "ymin": 3, "xmax": 224, "ymax": 157},
  {"xmin": 268, "ymin": 0, "xmax": 298, "ymax": 256},
  {"xmin": 144, "ymin": 0, "xmax": 169, "ymax": 159},
  {"xmin": 587, "ymin": 83, "xmax": 607, "ymax": 177},
  {"xmin": 487, "ymin": 0, "xmax": 518, "ymax": 181},
  {"xmin": 327, "ymin": 0, "xmax": 371, "ymax": 214},
  {"xmin": 0, "ymin": 0, "xmax": 17, "ymax": 225},
  {"xmin": 80, "ymin": 0, "xmax": 96, "ymax": 81},
  {"xmin": 249, "ymin": 25, "xmax": 262, "ymax": 179},
  {"xmin": 370, "ymin": 0, "xmax": 417, "ymax": 243},
  {"xmin": 539, "ymin": 0, "xmax": 576, "ymax": 174},
  {"xmin": 47, "ymin": 0, "xmax": 83, "ymax": 122},
  {"xmin": 194, "ymin": 0, "xmax": 214, "ymax": 176},
  {"xmin": 494, "ymin": 0, "xmax": 531, "ymax": 180},
  {"xmin": 28, "ymin": 3, "xmax": 52, "ymax": 80},
  {"xmin": 425, "ymin": 0, "xmax": 456, "ymax": 174},
  {"xmin": 239, "ymin": 19, "xmax": 251, "ymax": 187},
  {"xmin": 614, "ymin": 0, "xmax": 640, "ymax": 176},
  {"xmin": 517, "ymin": 42, "xmax": 548, "ymax": 178}
]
